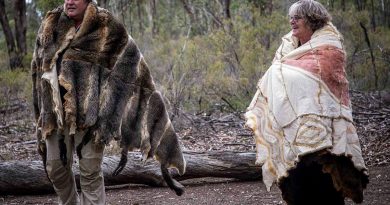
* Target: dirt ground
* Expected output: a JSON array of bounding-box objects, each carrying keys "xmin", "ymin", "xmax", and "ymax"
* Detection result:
[
  {"xmin": 0, "ymin": 165, "xmax": 389, "ymax": 205},
  {"xmin": 0, "ymin": 91, "xmax": 389, "ymax": 205}
]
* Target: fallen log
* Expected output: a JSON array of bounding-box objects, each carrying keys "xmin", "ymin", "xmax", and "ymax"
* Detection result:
[{"xmin": 0, "ymin": 151, "xmax": 261, "ymax": 195}]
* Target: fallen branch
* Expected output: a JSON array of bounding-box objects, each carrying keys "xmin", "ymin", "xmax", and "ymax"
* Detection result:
[
  {"xmin": 0, "ymin": 151, "xmax": 261, "ymax": 195},
  {"xmin": 224, "ymin": 143, "xmax": 255, "ymax": 148}
]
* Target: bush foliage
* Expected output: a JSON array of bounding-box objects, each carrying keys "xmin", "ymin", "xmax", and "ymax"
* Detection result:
[{"xmin": 0, "ymin": 0, "xmax": 389, "ymax": 114}]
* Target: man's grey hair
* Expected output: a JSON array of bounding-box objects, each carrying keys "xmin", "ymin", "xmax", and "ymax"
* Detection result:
[{"xmin": 289, "ymin": 0, "xmax": 332, "ymax": 31}]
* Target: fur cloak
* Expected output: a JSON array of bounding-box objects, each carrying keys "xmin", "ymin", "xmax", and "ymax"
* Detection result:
[{"xmin": 31, "ymin": 2, "xmax": 186, "ymax": 177}]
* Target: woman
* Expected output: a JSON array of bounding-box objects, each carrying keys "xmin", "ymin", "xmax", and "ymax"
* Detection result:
[{"xmin": 245, "ymin": 1, "xmax": 368, "ymax": 205}]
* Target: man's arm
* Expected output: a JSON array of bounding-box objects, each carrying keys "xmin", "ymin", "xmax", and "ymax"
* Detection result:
[
  {"xmin": 31, "ymin": 22, "xmax": 46, "ymax": 157},
  {"xmin": 92, "ymin": 11, "xmax": 141, "ymax": 144},
  {"xmin": 31, "ymin": 37, "xmax": 41, "ymax": 122},
  {"xmin": 94, "ymin": 36, "xmax": 141, "ymax": 145}
]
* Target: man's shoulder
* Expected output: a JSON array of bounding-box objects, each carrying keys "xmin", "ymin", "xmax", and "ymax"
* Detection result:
[
  {"xmin": 44, "ymin": 5, "xmax": 64, "ymax": 19},
  {"xmin": 94, "ymin": 6, "xmax": 126, "ymax": 32},
  {"xmin": 97, "ymin": 6, "xmax": 110, "ymax": 15},
  {"xmin": 95, "ymin": 6, "xmax": 120, "ymax": 24}
]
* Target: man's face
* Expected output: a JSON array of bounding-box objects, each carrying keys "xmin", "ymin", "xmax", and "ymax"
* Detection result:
[{"xmin": 64, "ymin": 0, "xmax": 89, "ymax": 21}]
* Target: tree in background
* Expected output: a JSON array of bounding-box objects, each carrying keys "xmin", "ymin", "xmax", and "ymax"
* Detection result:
[
  {"xmin": 36, "ymin": 0, "xmax": 63, "ymax": 14},
  {"xmin": 0, "ymin": 0, "xmax": 26, "ymax": 69},
  {"xmin": 97, "ymin": 0, "xmax": 109, "ymax": 8},
  {"xmin": 0, "ymin": 0, "xmax": 388, "ymax": 113}
]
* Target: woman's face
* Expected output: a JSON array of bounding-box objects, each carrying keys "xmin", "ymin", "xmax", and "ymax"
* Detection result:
[{"xmin": 289, "ymin": 15, "xmax": 313, "ymax": 44}]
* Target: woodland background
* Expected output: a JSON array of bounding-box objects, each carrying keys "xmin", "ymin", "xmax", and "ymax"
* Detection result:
[
  {"xmin": 0, "ymin": 0, "xmax": 389, "ymax": 203},
  {"xmin": 0, "ymin": 0, "xmax": 389, "ymax": 115}
]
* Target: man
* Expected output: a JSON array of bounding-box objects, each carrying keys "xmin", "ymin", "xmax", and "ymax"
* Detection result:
[{"xmin": 31, "ymin": 0, "xmax": 138, "ymax": 204}]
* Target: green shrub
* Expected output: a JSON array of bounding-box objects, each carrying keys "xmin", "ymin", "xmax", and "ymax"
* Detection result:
[{"xmin": 0, "ymin": 70, "xmax": 32, "ymax": 107}]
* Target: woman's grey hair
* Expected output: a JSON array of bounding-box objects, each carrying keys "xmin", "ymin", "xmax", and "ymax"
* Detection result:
[{"xmin": 289, "ymin": 0, "xmax": 332, "ymax": 31}]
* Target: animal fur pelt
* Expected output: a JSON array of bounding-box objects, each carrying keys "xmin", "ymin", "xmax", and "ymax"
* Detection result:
[
  {"xmin": 31, "ymin": 2, "xmax": 186, "ymax": 195},
  {"xmin": 79, "ymin": 57, "xmax": 187, "ymax": 196},
  {"xmin": 113, "ymin": 59, "xmax": 187, "ymax": 196},
  {"xmin": 278, "ymin": 151, "xmax": 368, "ymax": 205},
  {"xmin": 31, "ymin": 2, "xmax": 129, "ymax": 142}
]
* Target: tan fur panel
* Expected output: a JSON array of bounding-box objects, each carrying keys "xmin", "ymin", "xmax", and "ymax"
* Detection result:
[
  {"xmin": 82, "ymin": 64, "xmax": 101, "ymax": 128},
  {"xmin": 137, "ymin": 58, "xmax": 156, "ymax": 90},
  {"xmin": 40, "ymin": 81, "xmax": 57, "ymax": 139},
  {"xmin": 49, "ymin": 27, "xmax": 76, "ymax": 72},
  {"xmin": 98, "ymin": 26, "xmax": 108, "ymax": 55},
  {"xmin": 41, "ymin": 9, "xmax": 61, "ymax": 46},
  {"xmin": 120, "ymin": 86, "xmax": 142, "ymax": 150},
  {"xmin": 74, "ymin": 3, "xmax": 98, "ymax": 39},
  {"xmin": 58, "ymin": 69, "xmax": 77, "ymax": 132},
  {"xmin": 144, "ymin": 92, "xmax": 167, "ymax": 158}
]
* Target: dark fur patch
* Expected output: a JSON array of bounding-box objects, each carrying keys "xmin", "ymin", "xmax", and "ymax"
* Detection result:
[
  {"xmin": 58, "ymin": 136, "xmax": 67, "ymax": 166},
  {"xmin": 278, "ymin": 152, "xmax": 368, "ymax": 205}
]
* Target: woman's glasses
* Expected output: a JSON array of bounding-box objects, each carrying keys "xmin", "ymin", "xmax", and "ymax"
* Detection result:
[{"xmin": 289, "ymin": 15, "xmax": 303, "ymax": 21}]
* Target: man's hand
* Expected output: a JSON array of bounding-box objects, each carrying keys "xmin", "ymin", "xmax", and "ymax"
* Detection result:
[
  {"xmin": 37, "ymin": 139, "xmax": 46, "ymax": 157},
  {"xmin": 91, "ymin": 123, "xmax": 120, "ymax": 146},
  {"xmin": 36, "ymin": 127, "xmax": 46, "ymax": 157}
]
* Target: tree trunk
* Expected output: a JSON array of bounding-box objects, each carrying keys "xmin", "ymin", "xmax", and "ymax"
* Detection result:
[
  {"xmin": 119, "ymin": 0, "xmax": 126, "ymax": 27},
  {"xmin": 250, "ymin": 1, "xmax": 260, "ymax": 26},
  {"xmin": 0, "ymin": 151, "xmax": 261, "ymax": 195},
  {"xmin": 385, "ymin": 0, "xmax": 390, "ymax": 27},
  {"xmin": 370, "ymin": 0, "xmax": 376, "ymax": 31},
  {"xmin": 360, "ymin": 22, "xmax": 378, "ymax": 89},
  {"xmin": 221, "ymin": 0, "xmax": 233, "ymax": 32},
  {"xmin": 355, "ymin": 0, "xmax": 366, "ymax": 11},
  {"xmin": 128, "ymin": 2, "xmax": 133, "ymax": 35},
  {"xmin": 180, "ymin": 0, "xmax": 196, "ymax": 24},
  {"xmin": 150, "ymin": 0, "xmax": 158, "ymax": 36},
  {"xmin": 0, "ymin": 0, "xmax": 22, "ymax": 69},
  {"xmin": 266, "ymin": 0, "xmax": 273, "ymax": 15},
  {"xmin": 97, "ymin": 0, "xmax": 109, "ymax": 8},
  {"xmin": 180, "ymin": 0, "xmax": 201, "ymax": 35},
  {"xmin": 14, "ymin": 0, "xmax": 27, "ymax": 56},
  {"xmin": 222, "ymin": 0, "xmax": 231, "ymax": 19},
  {"xmin": 341, "ymin": 0, "xmax": 346, "ymax": 11},
  {"xmin": 329, "ymin": 0, "xmax": 334, "ymax": 10},
  {"xmin": 137, "ymin": 0, "xmax": 144, "ymax": 35}
]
